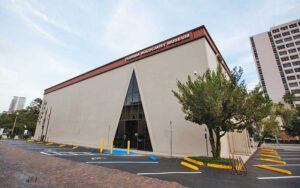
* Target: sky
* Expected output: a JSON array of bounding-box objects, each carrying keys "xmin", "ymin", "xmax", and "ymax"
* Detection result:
[{"xmin": 0, "ymin": 0, "xmax": 299, "ymax": 111}]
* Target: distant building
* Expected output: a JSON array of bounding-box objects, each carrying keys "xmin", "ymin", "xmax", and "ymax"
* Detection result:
[
  {"xmin": 8, "ymin": 96, "xmax": 26, "ymax": 112},
  {"xmin": 250, "ymin": 19, "xmax": 300, "ymax": 106}
]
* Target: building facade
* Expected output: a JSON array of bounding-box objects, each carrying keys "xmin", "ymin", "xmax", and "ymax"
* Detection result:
[
  {"xmin": 8, "ymin": 96, "xmax": 26, "ymax": 112},
  {"xmin": 34, "ymin": 26, "xmax": 251, "ymax": 157},
  {"xmin": 250, "ymin": 19, "xmax": 300, "ymax": 105}
]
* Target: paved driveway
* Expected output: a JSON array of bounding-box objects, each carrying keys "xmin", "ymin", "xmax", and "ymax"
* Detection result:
[{"xmin": 1, "ymin": 140, "xmax": 300, "ymax": 188}]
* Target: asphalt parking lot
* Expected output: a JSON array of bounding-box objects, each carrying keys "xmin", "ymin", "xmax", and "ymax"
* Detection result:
[{"xmin": 1, "ymin": 140, "xmax": 300, "ymax": 188}]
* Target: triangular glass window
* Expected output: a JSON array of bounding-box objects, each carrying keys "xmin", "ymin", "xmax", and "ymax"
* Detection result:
[{"xmin": 113, "ymin": 71, "xmax": 153, "ymax": 151}]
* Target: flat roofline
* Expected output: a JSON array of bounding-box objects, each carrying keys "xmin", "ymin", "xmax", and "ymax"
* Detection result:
[
  {"xmin": 270, "ymin": 19, "xmax": 300, "ymax": 30},
  {"xmin": 44, "ymin": 25, "xmax": 230, "ymax": 94}
]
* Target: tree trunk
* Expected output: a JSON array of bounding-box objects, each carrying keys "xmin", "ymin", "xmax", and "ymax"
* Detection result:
[
  {"xmin": 208, "ymin": 128, "xmax": 222, "ymax": 158},
  {"xmin": 215, "ymin": 135, "xmax": 221, "ymax": 158},
  {"xmin": 257, "ymin": 134, "xmax": 267, "ymax": 147},
  {"xmin": 208, "ymin": 128, "xmax": 217, "ymax": 158}
]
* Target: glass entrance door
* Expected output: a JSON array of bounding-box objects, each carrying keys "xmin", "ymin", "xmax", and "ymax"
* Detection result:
[
  {"xmin": 113, "ymin": 71, "xmax": 153, "ymax": 151},
  {"xmin": 125, "ymin": 120, "xmax": 138, "ymax": 149}
]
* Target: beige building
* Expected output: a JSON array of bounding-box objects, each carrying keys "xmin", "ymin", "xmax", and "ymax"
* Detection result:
[
  {"xmin": 34, "ymin": 26, "xmax": 251, "ymax": 157},
  {"xmin": 250, "ymin": 19, "xmax": 300, "ymax": 105}
]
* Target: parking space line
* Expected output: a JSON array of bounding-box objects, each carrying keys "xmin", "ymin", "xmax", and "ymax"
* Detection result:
[
  {"xmin": 17, "ymin": 147, "xmax": 73, "ymax": 150},
  {"xmin": 257, "ymin": 176, "xmax": 300, "ymax": 180},
  {"xmin": 40, "ymin": 151, "xmax": 104, "ymax": 156},
  {"xmin": 86, "ymin": 161, "xmax": 159, "ymax": 164},
  {"xmin": 278, "ymin": 152, "xmax": 300, "ymax": 153},
  {"xmin": 137, "ymin": 172, "xmax": 202, "ymax": 175},
  {"xmin": 253, "ymin": 164, "xmax": 300, "ymax": 167},
  {"xmin": 255, "ymin": 158, "xmax": 300, "ymax": 160},
  {"xmin": 40, "ymin": 152, "xmax": 52, "ymax": 155}
]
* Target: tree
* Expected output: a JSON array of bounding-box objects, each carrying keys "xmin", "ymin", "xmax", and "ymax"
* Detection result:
[
  {"xmin": 254, "ymin": 103, "xmax": 296, "ymax": 147},
  {"xmin": 172, "ymin": 65, "xmax": 249, "ymax": 158},
  {"xmin": 27, "ymin": 98, "xmax": 43, "ymax": 115},
  {"xmin": 244, "ymin": 85, "xmax": 273, "ymax": 138},
  {"xmin": 283, "ymin": 91, "xmax": 295, "ymax": 108},
  {"xmin": 274, "ymin": 103, "xmax": 296, "ymax": 126},
  {"xmin": 284, "ymin": 117, "xmax": 300, "ymax": 137},
  {"xmin": 0, "ymin": 98, "xmax": 42, "ymax": 137},
  {"xmin": 257, "ymin": 114, "xmax": 279, "ymax": 147},
  {"xmin": 284, "ymin": 106, "xmax": 300, "ymax": 137}
]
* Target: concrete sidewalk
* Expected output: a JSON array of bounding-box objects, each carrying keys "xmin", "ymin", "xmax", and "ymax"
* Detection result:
[{"xmin": 0, "ymin": 143, "xmax": 184, "ymax": 188}]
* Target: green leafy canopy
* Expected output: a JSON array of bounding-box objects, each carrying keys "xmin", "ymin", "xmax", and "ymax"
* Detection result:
[
  {"xmin": 172, "ymin": 65, "xmax": 272, "ymax": 157},
  {"xmin": 173, "ymin": 65, "xmax": 249, "ymax": 134}
]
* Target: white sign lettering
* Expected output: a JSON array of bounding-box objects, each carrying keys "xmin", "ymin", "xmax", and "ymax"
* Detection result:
[{"xmin": 125, "ymin": 33, "xmax": 190, "ymax": 61}]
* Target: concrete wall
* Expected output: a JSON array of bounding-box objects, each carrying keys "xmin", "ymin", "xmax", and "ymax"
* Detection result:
[{"xmin": 34, "ymin": 37, "xmax": 248, "ymax": 157}]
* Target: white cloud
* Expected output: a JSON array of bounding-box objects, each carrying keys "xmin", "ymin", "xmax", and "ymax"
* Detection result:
[
  {"xmin": 6, "ymin": 0, "xmax": 77, "ymax": 49},
  {"xmin": 24, "ymin": 1, "xmax": 75, "ymax": 35},
  {"xmin": 0, "ymin": 38, "xmax": 80, "ymax": 111},
  {"xmin": 100, "ymin": 0, "xmax": 163, "ymax": 56}
]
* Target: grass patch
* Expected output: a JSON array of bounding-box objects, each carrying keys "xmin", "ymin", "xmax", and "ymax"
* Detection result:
[{"xmin": 190, "ymin": 156, "xmax": 233, "ymax": 166}]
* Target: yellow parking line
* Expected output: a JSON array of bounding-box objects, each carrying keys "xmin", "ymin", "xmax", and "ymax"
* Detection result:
[
  {"xmin": 259, "ymin": 158, "xmax": 286, "ymax": 164},
  {"xmin": 260, "ymin": 148, "xmax": 275, "ymax": 151},
  {"xmin": 45, "ymin": 142, "xmax": 53, "ymax": 146},
  {"xmin": 183, "ymin": 157, "xmax": 204, "ymax": 166},
  {"xmin": 260, "ymin": 154, "xmax": 280, "ymax": 159},
  {"xmin": 72, "ymin": 146, "xmax": 79, "ymax": 150},
  {"xmin": 256, "ymin": 165, "xmax": 292, "ymax": 175},
  {"xmin": 260, "ymin": 151, "xmax": 278, "ymax": 154},
  {"xmin": 181, "ymin": 161, "xmax": 199, "ymax": 171},
  {"xmin": 207, "ymin": 163, "xmax": 232, "ymax": 169},
  {"xmin": 260, "ymin": 149, "xmax": 276, "ymax": 152},
  {"xmin": 59, "ymin": 144, "xmax": 66, "ymax": 147}
]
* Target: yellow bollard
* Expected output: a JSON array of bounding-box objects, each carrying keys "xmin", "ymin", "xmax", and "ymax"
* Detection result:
[
  {"xmin": 127, "ymin": 140, "xmax": 130, "ymax": 155},
  {"xmin": 110, "ymin": 140, "xmax": 113, "ymax": 155}
]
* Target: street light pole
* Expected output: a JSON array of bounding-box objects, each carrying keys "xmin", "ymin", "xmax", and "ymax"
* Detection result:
[{"xmin": 11, "ymin": 112, "xmax": 19, "ymax": 137}]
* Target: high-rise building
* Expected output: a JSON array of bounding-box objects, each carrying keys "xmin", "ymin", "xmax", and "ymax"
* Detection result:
[
  {"xmin": 250, "ymin": 19, "xmax": 300, "ymax": 105},
  {"xmin": 8, "ymin": 96, "xmax": 26, "ymax": 112}
]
